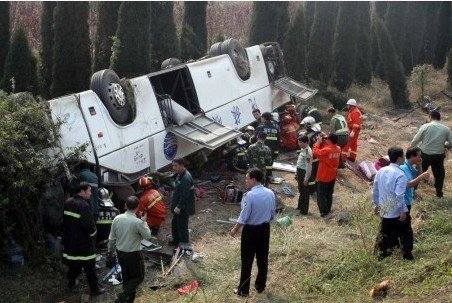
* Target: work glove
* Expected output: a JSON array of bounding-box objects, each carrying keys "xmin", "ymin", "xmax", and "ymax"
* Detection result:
[{"xmin": 349, "ymin": 131, "xmax": 355, "ymax": 138}]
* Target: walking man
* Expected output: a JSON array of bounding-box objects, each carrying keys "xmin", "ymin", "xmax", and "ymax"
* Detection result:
[
  {"xmin": 170, "ymin": 158, "xmax": 196, "ymax": 245},
  {"xmin": 312, "ymin": 133, "xmax": 341, "ymax": 217},
  {"xmin": 410, "ymin": 110, "xmax": 451, "ymax": 198},
  {"xmin": 296, "ymin": 135, "xmax": 313, "ymax": 215},
  {"xmin": 399, "ymin": 147, "xmax": 430, "ymax": 260},
  {"xmin": 230, "ymin": 168, "xmax": 276, "ymax": 297},
  {"xmin": 108, "ymin": 196, "xmax": 152, "ymax": 303},
  {"xmin": 63, "ymin": 181, "xmax": 105, "ymax": 296},
  {"xmin": 372, "ymin": 146, "xmax": 409, "ymax": 260},
  {"xmin": 342, "ymin": 99, "xmax": 362, "ymax": 162},
  {"xmin": 246, "ymin": 132, "xmax": 273, "ymax": 179}
]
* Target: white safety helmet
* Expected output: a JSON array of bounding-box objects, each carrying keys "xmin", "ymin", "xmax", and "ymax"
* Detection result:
[
  {"xmin": 237, "ymin": 139, "xmax": 247, "ymax": 145},
  {"xmin": 271, "ymin": 112, "xmax": 280, "ymax": 122},
  {"xmin": 311, "ymin": 123, "xmax": 322, "ymax": 132},
  {"xmin": 245, "ymin": 125, "xmax": 255, "ymax": 132},
  {"xmin": 301, "ymin": 116, "xmax": 316, "ymax": 126},
  {"xmin": 99, "ymin": 188, "xmax": 114, "ymax": 207},
  {"xmin": 346, "ymin": 99, "xmax": 357, "ymax": 106}
]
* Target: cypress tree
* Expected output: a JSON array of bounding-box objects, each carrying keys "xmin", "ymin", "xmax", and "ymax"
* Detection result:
[
  {"xmin": 433, "ymin": 2, "xmax": 451, "ymax": 69},
  {"xmin": 332, "ymin": 2, "xmax": 360, "ymax": 91},
  {"xmin": 283, "ymin": 4, "xmax": 307, "ymax": 81},
  {"xmin": 305, "ymin": 1, "xmax": 316, "ymax": 42},
  {"xmin": 307, "ymin": 1, "xmax": 338, "ymax": 87},
  {"xmin": 39, "ymin": 1, "xmax": 57, "ymax": 99},
  {"xmin": 402, "ymin": 2, "xmax": 426, "ymax": 74},
  {"xmin": 248, "ymin": 1, "xmax": 290, "ymax": 46},
  {"xmin": 93, "ymin": 2, "xmax": 121, "ymax": 72},
  {"xmin": 385, "ymin": 2, "xmax": 408, "ymax": 59},
  {"xmin": 447, "ymin": 48, "xmax": 452, "ymax": 89},
  {"xmin": 371, "ymin": 1, "xmax": 387, "ymax": 74},
  {"xmin": 355, "ymin": 2, "xmax": 372, "ymax": 85},
  {"xmin": 1, "ymin": 25, "xmax": 38, "ymax": 94},
  {"xmin": 375, "ymin": 18, "xmax": 410, "ymax": 108},
  {"xmin": 150, "ymin": 2, "xmax": 179, "ymax": 71},
  {"xmin": 180, "ymin": 1, "xmax": 207, "ymax": 61},
  {"xmin": 419, "ymin": 2, "xmax": 440, "ymax": 64},
  {"xmin": 0, "ymin": 2, "xmax": 10, "ymax": 85},
  {"xmin": 110, "ymin": 2, "xmax": 151, "ymax": 78},
  {"xmin": 52, "ymin": 2, "xmax": 91, "ymax": 97}
]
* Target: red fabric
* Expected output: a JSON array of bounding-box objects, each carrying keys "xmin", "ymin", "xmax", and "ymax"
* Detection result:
[
  {"xmin": 280, "ymin": 121, "xmax": 299, "ymax": 150},
  {"xmin": 136, "ymin": 188, "xmax": 166, "ymax": 228},
  {"xmin": 313, "ymin": 141, "xmax": 341, "ymax": 182}
]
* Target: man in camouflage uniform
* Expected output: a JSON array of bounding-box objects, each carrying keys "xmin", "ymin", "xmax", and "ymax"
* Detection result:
[
  {"xmin": 246, "ymin": 132, "xmax": 273, "ymax": 181},
  {"xmin": 326, "ymin": 107, "xmax": 349, "ymax": 168},
  {"xmin": 255, "ymin": 112, "xmax": 280, "ymax": 180}
]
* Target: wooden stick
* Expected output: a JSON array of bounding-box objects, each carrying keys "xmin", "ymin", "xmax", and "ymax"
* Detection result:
[
  {"xmin": 165, "ymin": 250, "xmax": 184, "ymax": 276},
  {"xmin": 160, "ymin": 257, "xmax": 165, "ymax": 275}
]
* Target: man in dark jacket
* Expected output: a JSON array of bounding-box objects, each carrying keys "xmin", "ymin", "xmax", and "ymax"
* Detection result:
[
  {"xmin": 170, "ymin": 158, "xmax": 195, "ymax": 245},
  {"xmin": 63, "ymin": 181, "xmax": 105, "ymax": 296},
  {"xmin": 255, "ymin": 112, "xmax": 280, "ymax": 179}
]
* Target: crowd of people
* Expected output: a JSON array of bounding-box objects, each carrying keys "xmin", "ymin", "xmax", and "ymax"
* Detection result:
[{"xmin": 61, "ymin": 99, "xmax": 450, "ymax": 301}]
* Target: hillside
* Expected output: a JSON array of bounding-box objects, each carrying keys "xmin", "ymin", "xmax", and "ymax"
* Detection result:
[{"xmin": 1, "ymin": 69, "xmax": 451, "ymax": 303}]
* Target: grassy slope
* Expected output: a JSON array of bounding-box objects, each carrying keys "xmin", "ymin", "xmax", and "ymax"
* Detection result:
[{"xmin": 1, "ymin": 69, "xmax": 451, "ymax": 303}]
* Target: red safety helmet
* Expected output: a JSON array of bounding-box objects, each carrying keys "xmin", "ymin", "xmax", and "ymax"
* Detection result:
[{"xmin": 138, "ymin": 176, "xmax": 159, "ymax": 188}]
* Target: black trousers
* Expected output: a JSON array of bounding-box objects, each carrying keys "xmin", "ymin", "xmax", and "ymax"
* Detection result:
[
  {"xmin": 66, "ymin": 258, "xmax": 98, "ymax": 290},
  {"xmin": 375, "ymin": 217, "xmax": 413, "ymax": 259},
  {"xmin": 308, "ymin": 160, "xmax": 319, "ymax": 194},
  {"xmin": 297, "ymin": 168, "xmax": 310, "ymax": 214},
  {"xmin": 317, "ymin": 180, "xmax": 335, "ymax": 216},
  {"xmin": 171, "ymin": 211, "xmax": 189, "ymax": 244},
  {"xmin": 421, "ymin": 153, "xmax": 445, "ymax": 197},
  {"xmin": 238, "ymin": 223, "xmax": 270, "ymax": 295},
  {"xmin": 116, "ymin": 250, "xmax": 145, "ymax": 303}
]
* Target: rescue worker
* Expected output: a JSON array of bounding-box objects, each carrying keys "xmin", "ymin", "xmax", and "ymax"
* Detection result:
[
  {"xmin": 223, "ymin": 138, "xmax": 249, "ymax": 172},
  {"xmin": 96, "ymin": 188, "xmax": 120, "ymax": 246},
  {"xmin": 242, "ymin": 125, "xmax": 255, "ymax": 146},
  {"xmin": 255, "ymin": 112, "xmax": 280, "ymax": 180},
  {"xmin": 326, "ymin": 107, "xmax": 349, "ymax": 168},
  {"xmin": 312, "ymin": 134, "xmax": 341, "ymax": 217},
  {"xmin": 137, "ymin": 176, "xmax": 166, "ymax": 236},
  {"xmin": 342, "ymin": 99, "xmax": 362, "ymax": 162},
  {"xmin": 70, "ymin": 160, "xmax": 100, "ymax": 221},
  {"xmin": 63, "ymin": 181, "xmax": 105, "ymax": 296},
  {"xmin": 300, "ymin": 105, "xmax": 323, "ymax": 126},
  {"xmin": 280, "ymin": 114, "xmax": 299, "ymax": 151},
  {"xmin": 250, "ymin": 108, "xmax": 261, "ymax": 129},
  {"xmin": 246, "ymin": 132, "xmax": 273, "ymax": 179},
  {"xmin": 300, "ymin": 117, "xmax": 322, "ymax": 194},
  {"xmin": 285, "ymin": 104, "xmax": 299, "ymax": 124}
]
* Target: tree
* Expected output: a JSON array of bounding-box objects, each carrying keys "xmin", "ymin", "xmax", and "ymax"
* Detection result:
[
  {"xmin": 304, "ymin": 1, "xmax": 316, "ymax": 42},
  {"xmin": 1, "ymin": 25, "xmax": 38, "ymax": 94},
  {"xmin": 371, "ymin": 1, "xmax": 387, "ymax": 74},
  {"xmin": 375, "ymin": 1, "xmax": 388, "ymax": 19},
  {"xmin": 375, "ymin": 18, "xmax": 410, "ymax": 108},
  {"xmin": 410, "ymin": 64, "xmax": 433, "ymax": 101},
  {"xmin": 110, "ymin": 2, "xmax": 151, "ymax": 78},
  {"xmin": 419, "ymin": 2, "xmax": 440, "ymax": 64},
  {"xmin": 180, "ymin": 1, "xmax": 207, "ymax": 61},
  {"xmin": 283, "ymin": 4, "xmax": 307, "ymax": 81},
  {"xmin": 355, "ymin": 1, "xmax": 372, "ymax": 85},
  {"xmin": 332, "ymin": 2, "xmax": 360, "ymax": 91},
  {"xmin": 0, "ymin": 2, "xmax": 10, "ymax": 85},
  {"xmin": 384, "ymin": 2, "xmax": 408, "ymax": 59},
  {"xmin": 52, "ymin": 2, "xmax": 91, "ymax": 97},
  {"xmin": 448, "ymin": 49, "xmax": 452, "ymax": 89},
  {"xmin": 307, "ymin": 1, "xmax": 338, "ymax": 87},
  {"xmin": 402, "ymin": 2, "xmax": 426, "ymax": 74},
  {"xmin": 433, "ymin": 2, "xmax": 451, "ymax": 69},
  {"xmin": 150, "ymin": 2, "xmax": 179, "ymax": 71},
  {"xmin": 93, "ymin": 2, "xmax": 121, "ymax": 72},
  {"xmin": 248, "ymin": 1, "xmax": 290, "ymax": 46},
  {"xmin": 39, "ymin": 1, "xmax": 57, "ymax": 99}
]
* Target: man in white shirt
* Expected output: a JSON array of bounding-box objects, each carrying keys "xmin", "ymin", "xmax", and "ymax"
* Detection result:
[{"xmin": 372, "ymin": 146, "xmax": 409, "ymax": 260}]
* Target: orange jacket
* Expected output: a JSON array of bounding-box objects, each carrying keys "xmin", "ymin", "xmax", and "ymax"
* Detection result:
[
  {"xmin": 280, "ymin": 121, "xmax": 299, "ymax": 150},
  {"xmin": 312, "ymin": 141, "xmax": 341, "ymax": 182},
  {"xmin": 347, "ymin": 107, "xmax": 362, "ymax": 132},
  {"xmin": 136, "ymin": 188, "xmax": 166, "ymax": 228}
]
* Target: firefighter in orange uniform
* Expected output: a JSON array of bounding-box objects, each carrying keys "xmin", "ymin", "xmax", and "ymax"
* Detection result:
[
  {"xmin": 342, "ymin": 99, "xmax": 362, "ymax": 162},
  {"xmin": 137, "ymin": 177, "xmax": 166, "ymax": 236},
  {"xmin": 280, "ymin": 114, "xmax": 299, "ymax": 151}
]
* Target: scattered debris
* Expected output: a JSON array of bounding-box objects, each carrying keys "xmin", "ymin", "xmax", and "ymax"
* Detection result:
[
  {"xmin": 367, "ymin": 137, "xmax": 378, "ymax": 144},
  {"xmin": 280, "ymin": 184, "xmax": 295, "ymax": 197},
  {"xmin": 273, "ymin": 162, "xmax": 297, "ymax": 173},
  {"xmin": 200, "ymin": 208, "xmax": 213, "ymax": 213},
  {"xmin": 191, "ymin": 253, "xmax": 205, "ymax": 262},
  {"xmin": 369, "ymin": 279, "xmax": 394, "ymax": 299},
  {"xmin": 269, "ymin": 177, "xmax": 284, "ymax": 184},
  {"xmin": 178, "ymin": 280, "xmax": 200, "ymax": 295},
  {"xmin": 194, "ymin": 186, "xmax": 206, "ymax": 199},
  {"xmin": 215, "ymin": 219, "xmax": 235, "ymax": 225},
  {"xmin": 277, "ymin": 216, "xmax": 293, "ymax": 227}
]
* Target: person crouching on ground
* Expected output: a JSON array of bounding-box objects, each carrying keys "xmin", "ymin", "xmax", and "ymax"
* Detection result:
[
  {"xmin": 108, "ymin": 196, "xmax": 152, "ymax": 303},
  {"xmin": 312, "ymin": 133, "xmax": 341, "ymax": 217},
  {"xmin": 137, "ymin": 176, "xmax": 166, "ymax": 237},
  {"xmin": 230, "ymin": 168, "xmax": 276, "ymax": 297}
]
